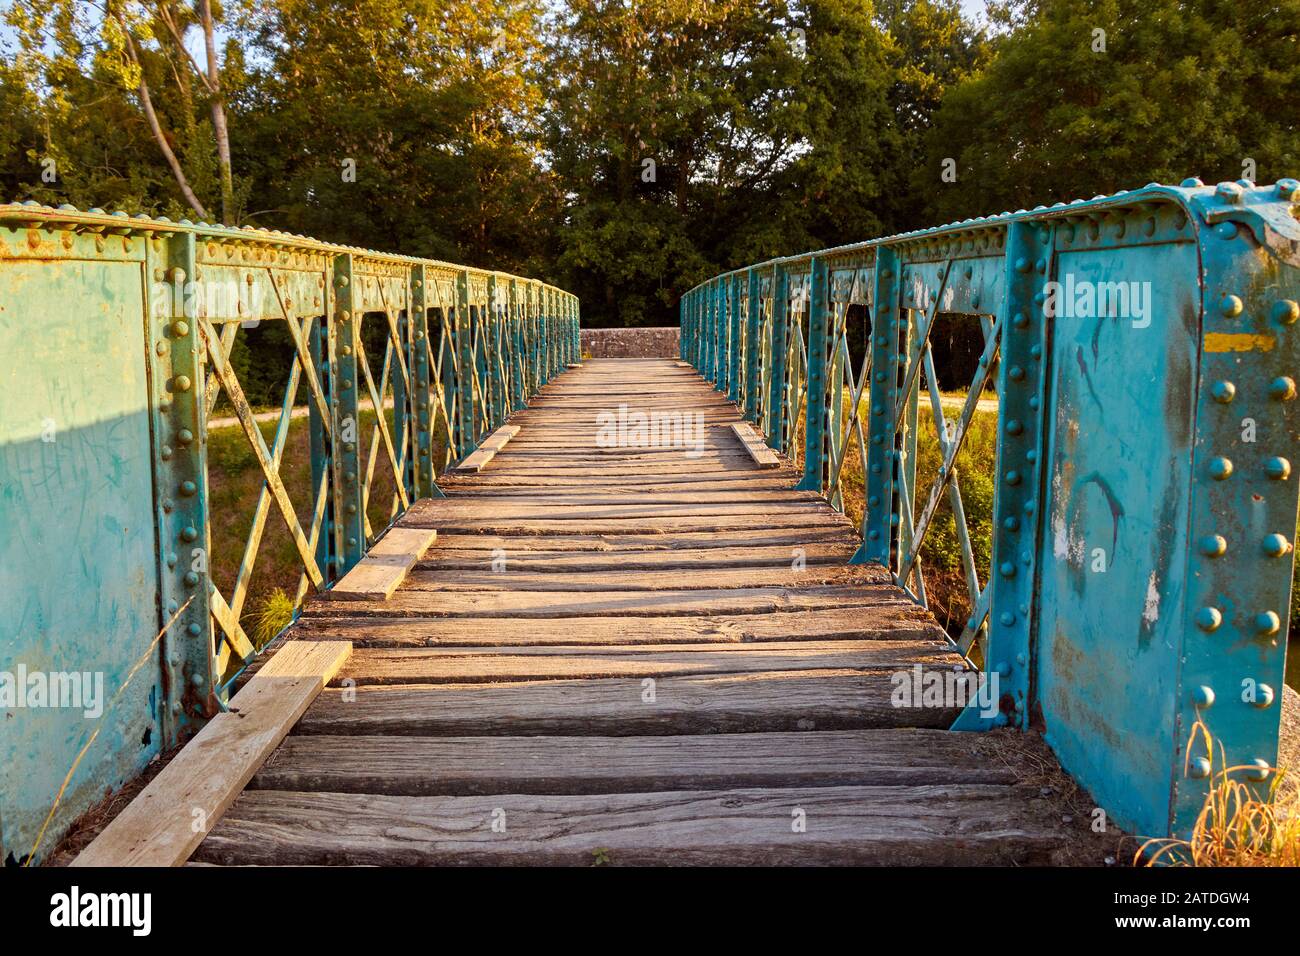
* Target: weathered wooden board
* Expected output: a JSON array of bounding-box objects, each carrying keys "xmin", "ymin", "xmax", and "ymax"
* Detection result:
[
  {"xmin": 195, "ymin": 785, "xmax": 1065, "ymax": 866},
  {"xmin": 731, "ymin": 421, "xmax": 780, "ymax": 468},
  {"xmin": 297, "ymin": 671, "xmax": 963, "ymax": 735},
  {"xmin": 250, "ymin": 730, "xmax": 1015, "ymax": 795},
  {"xmin": 452, "ymin": 423, "xmax": 520, "ymax": 473},
  {"xmin": 293, "ymin": 606, "xmax": 945, "ymax": 646},
  {"xmin": 330, "ymin": 527, "xmax": 438, "ymax": 601},
  {"xmin": 339, "ymin": 640, "xmax": 954, "ymax": 683},
  {"xmin": 71, "ymin": 641, "xmax": 351, "ymax": 867}
]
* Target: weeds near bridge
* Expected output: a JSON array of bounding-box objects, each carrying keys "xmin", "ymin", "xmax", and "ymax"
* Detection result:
[{"xmin": 1138, "ymin": 721, "xmax": 1299, "ymax": 866}]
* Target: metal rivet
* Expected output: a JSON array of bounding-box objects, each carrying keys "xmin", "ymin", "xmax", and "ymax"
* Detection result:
[
  {"xmin": 1268, "ymin": 376, "xmax": 1296, "ymax": 401},
  {"xmin": 999, "ymin": 561, "xmax": 1016, "ymax": 578},
  {"xmin": 1211, "ymin": 380, "xmax": 1235, "ymax": 403},
  {"xmin": 1008, "ymin": 366, "xmax": 1025, "ymax": 381},
  {"xmin": 1198, "ymin": 534, "xmax": 1227, "ymax": 557},
  {"xmin": 187, "ymin": 622, "xmax": 202, "ymax": 637},
  {"xmin": 1208, "ymin": 457, "xmax": 1233, "ymax": 480},
  {"xmin": 1194, "ymin": 607, "xmax": 1222, "ymax": 632},
  {"xmin": 1188, "ymin": 757, "xmax": 1212, "ymax": 779},
  {"xmin": 1005, "ymin": 470, "xmax": 1021, "ymax": 485},
  {"xmin": 1271, "ymin": 300, "xmax": 1299, "ymax": 325},
  {"xmin": 1003, "ymin": 516, "xmax": 1020, "ymax": 531},
  {"xmin": 1245, "ymin": 759, "xmax": 1271, "ymax": 782},
  {"xmin": 180, "ymin": 480, "xmax": 197, "ymax": 497},
  {"xmin": 1000, "ymin": 611, "xmax": 1015, "ymax": 626},
  {"xmin": 1006, "ymin": 419, "xmax": 1023, "ymax": 435},
  {"xmin": 180, "ymin": 526, "xmax": 199, "ymax": 542},
  {"xmin": 1014, "ymin": 257, "xmax": 1030, "ymax": 274},
  {"xmin": 1253, "ymin": 684, "xmax": 1276, "ymax": 709},
  {"xmin": 1219, "ymin": 294, "xmax": 1243, "ymax": 317},
  {"xmin": 1192, "ymin": 685, "xmax": 1215, "ymax": 708},
  {"xmin": 173, "ymin": 375, "xmax": 192, "ymax": 392},
  {"xmin": 1215, "ymin": 182, "xmax": 1243, "ymax": 203},
  {"xmin": 177, "ymin": 429, "xmax": 194, "ymax": 445},
  {"xmin": 1265, "ymin": 457, "xmax": 1291, "ymax": 480},
  {"xmin": 1253, "ymin": 611, "xmax": 1281, "ymax": 636},
  {"xmin": 183, "ymin": 571, "xmax": 199, "ymax": 586},
  {"xmin": 160, "ymin": 446, "xmax": 172, "ymax": 461},
  {"xmin": 1262, "ymin": 533, "xmax": 1291, "ymax": 557}
]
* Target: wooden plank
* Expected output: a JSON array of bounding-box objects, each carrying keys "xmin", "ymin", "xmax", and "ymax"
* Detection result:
[
  {"xmin": 330, "ymin": 527, "xmax": 438, "ymax": 601},
  {"xmin": 70, "ymin": 641, "xmax": 351, "ymax": 867},
  {"xmin": 340, "ymin": 640, "xmax": 958, "ymax": 683},
  {"xmin": 403, "ymin": 564, "xmax": 887, "ymax": 592},
  {"xmin": 354, "ymin": 582, "xmax": 905, "ymax": 618},
  {"xmin": 195, "ymin": 785, "xmax": 1065, "ymax": 866},
  {"xmin": 419, "ymin": 543, "xmax": 853, "ymax": 572},
  {"xmin": 297, "ymin": 671, "xmax": 963, "ymax": 735},
  {"xmin": 250, "ymin": 729, "xmax": 1016, "ymax": 795},
  {"xmin": 293, "ymin": 606, "xmax": 946, "ymax": 646},
  {"xmin": 451, "ymin": 423, "xmax": 520, "ymax": 473},
  {"xmin": 731, "ymin": 421, "xmax": 780, "ymax": 468}
]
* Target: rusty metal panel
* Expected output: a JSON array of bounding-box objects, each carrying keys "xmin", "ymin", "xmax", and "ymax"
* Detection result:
[
  {"xmin": 1035, "ymin": 237, "xmax": 1202, "ymax": 837},
  {"xmin": 0, "ymin": 255, "xmax": 162, "ymax": 864}
]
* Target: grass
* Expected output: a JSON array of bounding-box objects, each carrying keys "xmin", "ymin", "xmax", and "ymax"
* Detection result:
[{"xmin": 1139, "ymin": 721, "xmax": 1299, "ymax": 866}]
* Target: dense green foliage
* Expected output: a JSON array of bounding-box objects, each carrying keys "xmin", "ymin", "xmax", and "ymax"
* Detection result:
[{"xmin": 2, "ymin": 0, "xmax": 1297, "ymax": 326}]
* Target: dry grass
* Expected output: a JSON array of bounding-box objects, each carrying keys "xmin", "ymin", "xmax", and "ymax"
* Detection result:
[{"xmin": 1139, "ymin": 720, "xmax": 1300, "ymax": 866}]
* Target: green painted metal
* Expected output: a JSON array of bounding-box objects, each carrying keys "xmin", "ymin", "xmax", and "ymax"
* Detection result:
[
  {"xmin": 681, "ymin": 179, "xmax": 1300, "ymax": 842},
  {"xmin": 0, "ymin": 202, "xmax": 577, "ymax": 863}
]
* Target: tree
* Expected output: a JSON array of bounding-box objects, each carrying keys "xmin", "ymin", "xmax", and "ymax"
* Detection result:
[
  {"xmin": 5, "ymin": 0, "xmax": 244, "ymax": 221},
  {"xmin": 921, "ymin": 0, "xmax": 1300, "ymax": 224}
]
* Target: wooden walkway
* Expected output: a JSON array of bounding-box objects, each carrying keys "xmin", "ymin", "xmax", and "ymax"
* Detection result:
[{"xmin": 192, "ymin": 358, "xmax": 1074, "ymax": 865}]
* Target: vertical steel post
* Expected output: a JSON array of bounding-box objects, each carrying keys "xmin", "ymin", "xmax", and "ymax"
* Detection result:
[
  {"xmin": 797, "ymin": 257, "xmax": 829, "ymax": 492},
  {"xmin": 856, "ymin": 247, "xmax": 902, "ymax": 563},
  {"xmin": 744, "ymin": 268, "xmax": 762, "ymax": 422},
  {"xmin": 456, "ymin": 269, "xmax": 474, "ymax": 458},
  {"xmin": 146, "ymin": 230, "xmax": 217, "ymax": 738},
  {"xmin": 767, "ymin": 266, "xmax": 790, "ymax": 451},
  {"xmin": 409, "ymin": 264, "xmax": 439, "ymax": 499},
  {"xmin": 331, "ymin": 253, "xmax": 365, "ymax": 573}
]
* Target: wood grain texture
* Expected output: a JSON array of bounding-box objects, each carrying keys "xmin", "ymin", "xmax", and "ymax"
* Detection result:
[
  {"xmin": 195, "ymin": 785, "xmax": 1067, "ymax": 866},
  {"xmin": 330, "ymin": 527, "xmax": 437, "ymax": 601},
  {"xmin": 71, "ymin": 641, "xmax": 351, "ymax": 867}
]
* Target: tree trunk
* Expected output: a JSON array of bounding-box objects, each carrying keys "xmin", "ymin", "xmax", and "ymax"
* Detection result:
[{"xmin": 199, "ymin": 0, "xmax": 234, "ymax": 224}]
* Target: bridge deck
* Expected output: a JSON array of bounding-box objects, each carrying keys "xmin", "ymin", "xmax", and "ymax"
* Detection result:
[{"xmin": 194, "ymin": 359, "xmax": 1075, "ymax": 865}]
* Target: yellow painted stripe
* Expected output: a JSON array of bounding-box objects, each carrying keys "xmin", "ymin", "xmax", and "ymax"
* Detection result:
[{"xmin": 1204, "ymin": 332, "xmax": 1276, "ymax": 353}]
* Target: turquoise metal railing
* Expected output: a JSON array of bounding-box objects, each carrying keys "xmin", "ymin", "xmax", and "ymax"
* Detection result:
[
  {"xmin": 0, "ymin": 203, "xmax": 579, "ymax": 862},
  {"xmin": 681, "ymin": 178, "xmax": 1300, "ymax": 841}
]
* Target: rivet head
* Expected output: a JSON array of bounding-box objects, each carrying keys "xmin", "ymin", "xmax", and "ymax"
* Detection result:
[
  {"xmin": 183, "ymin": 571, "xmax": 200, "ymax": 586},
  {"xmin": 1208, "ymin": 457, "xmax": 1233, "ymax": 480},
  {"xmin": 1265, "ymin": 456, "xmax": 1291, "ymax": 480},
  {"xmin": 1192, "ymin": 685, "xmax": 1215, "ymax": 708},
  {"xmin": 187, "ymin": 622, "xmax": 203, "ymax": 637},
  {"xmin": 1268, "ymin": 376, "xmax": 1296, "ymax": 401},
  {"xmin": 1277, "ymin": 179, "xmax": 1300, "ymax": 200},
  {"xmin": 1244, "ymin": 759, "xmax": 1271, "ymax": 782},
  {"xmin": 1188, "ymin": 756, "xmax": 1212, "ymax": 779},
  {"xmin": 170, "ymin": 268, "xmax": 187, "ymax": 282},
  {"xmin": 1271, "ymin": 299, "xmax": 1299, "ymax": 325},
  {"xmin": 177, "ymin": 428, "xmax": 194, "ymax": 445},
  {"xmin": 999, "ymin": 561, "xmax": 1016, "ymax": 578},
  {"xmin": 171, "ymin": 319, "xmax": 189, "ymax": 336},
  {"xmin": 1003, "ymin": 516, "xmax": 1020, "ymax": 531},
  {"xmin": 1253, "ymin": 684, "xmax": 1276, "ymax": 709},
  {"xmin": 179, "ymin": 480, "xmax": 197, "ymax": 497},
  {"xmin": 1008, "ymin": 365, "xmax": 1025, "ymax": 381},
  {"xmin": 1005, "ymin": 469, "xmax": 1021, "ymax": 485},
  {"xmin": 173, "ymin": 374, "xmax": 192, "ymax": 392},
  {"xmin": 1014, "ymin": 257, "xmax": 1030, "ymax": 274},
  {"xmin": 1194, "ymin": 607, "xmax": 1222, "ymax": 632},
  {"xmin": 180, "ymin": 526, "xmax": 199, "ymax": 542},
  {"xmin": 1219, "ymin": 294, "xmax": 1243, "ymax": 317},
  {"xmin": 1262, "ymin": 533, "xmax": 1292, "ymax": 557},
  {"xmin": 1006, "ymin": 419, "xmax": 1023, "ymax": 435},
  {"xmin": 1198, "ymin": 534, "xmax": 1227, "ymax": 557},
  {"xmin": 1211, "ymin": 380, "xmax": 1236, "ymax": 403},
  {"xmin": 1253, "ymin": 611, "xmax": 1281, "ymax": 636},
  {"xmin": 1000, "ymin": 611, "xmax": 1015, "ymax": 626}
]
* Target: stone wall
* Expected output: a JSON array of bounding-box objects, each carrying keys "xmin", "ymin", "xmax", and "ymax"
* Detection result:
[{"xmin": 580, "ymin": 326, "xmax": 680, "ymax": 359}]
